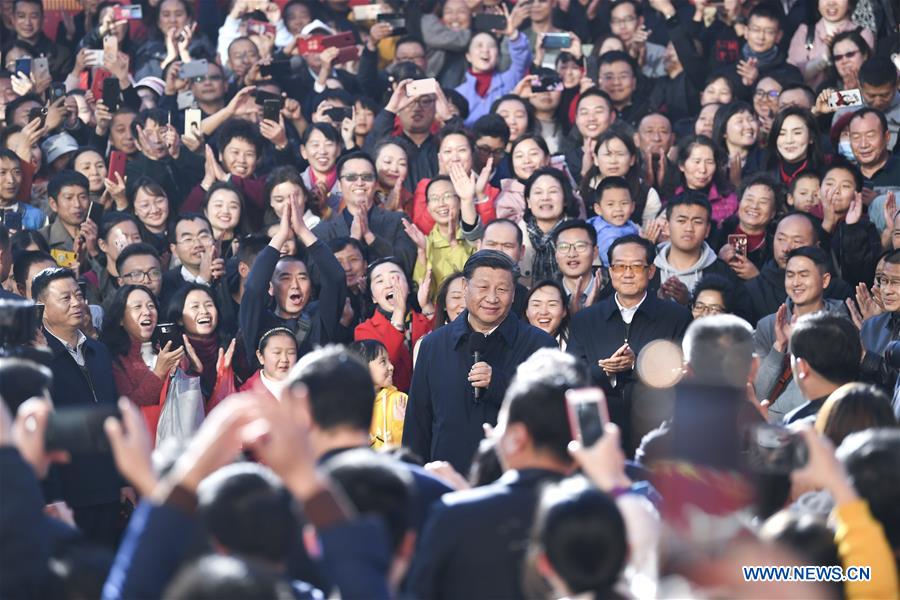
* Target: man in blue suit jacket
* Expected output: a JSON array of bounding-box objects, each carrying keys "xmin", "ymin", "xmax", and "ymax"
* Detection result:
[
  {"xmin": 33, "ymin": 267, "xmax": 124, "ymax": 548},
  {"xmin": 567, "ymin": 235, "xmax": 691, "ymax": 450},
  {"xmin": 404, "ymin": 251, "xmax": 557, "ymax": 474},
  {"xmin": 406, "ymin": 349, "xmax": 585, "ymax": 600}
]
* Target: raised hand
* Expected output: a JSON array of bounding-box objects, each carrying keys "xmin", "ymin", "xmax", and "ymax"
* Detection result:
[
  {"xmin": 154, "ymin": 340, "xmax": 185, "ymax": 377},
  {"xmin": 568, "ymin": 422, "xmax": 631, "ymax": 492},
  {"xmin": 736, "ymin": 57, "xmax": 759, "ymax": 87},
  {"xmin": 402, "ymin": 218, "xmax": 428, "ymax": 250},
  {"xmin": 216, "ymin": 338, "xmax": 237, "ymax": 372},
  {"xmin": 773, "ymin": 303, "xmax": 792, "ymax": 353},
  {"xmin": 417, "ymin": 266, "xmax": 434, "ymax": 313}
]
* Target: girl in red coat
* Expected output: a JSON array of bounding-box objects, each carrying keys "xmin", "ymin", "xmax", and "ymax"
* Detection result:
[{"xmin": 239, "ymin": 328, "xmax": 299, "ymax": 403}]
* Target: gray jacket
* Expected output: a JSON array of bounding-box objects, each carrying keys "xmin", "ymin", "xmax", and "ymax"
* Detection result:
[{"xmin": 753, "ymin": 299, "xmax": 849, "ymax": 423}]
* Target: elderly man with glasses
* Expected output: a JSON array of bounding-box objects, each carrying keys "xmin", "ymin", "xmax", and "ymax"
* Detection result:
[{"xmin": 568, "ymin": 234, "xmax": 691, "ymax": 450}]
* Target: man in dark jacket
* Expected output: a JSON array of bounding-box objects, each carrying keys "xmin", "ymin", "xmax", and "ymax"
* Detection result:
[
  {"xmin": 312, "ymin": 152, "xmax": 417, "ymax": 275},
  {"xmin": 568, "ymin": 235, "xmax": 692, "ymax": 450},
  {"xmin": 239, "ymin": 196, "xmax": 346, "ymax": 369},
  {"xmin": 404, "ymin": 251, "xmax": 557, "ymax": 473},
  {"xmin": 406, "ymin": 349, "xmax": 581, "ymax": 600},
  {"xmin": 735, "ymin": 213, "xmax": 853, "ymax": 325},
  {"xmin": 125, "ymin": 109, "xmax": 204, "ymax": 213},
  {"xmin": 34, "ymin": 267, "xmax": 123, "ymax": 548}
]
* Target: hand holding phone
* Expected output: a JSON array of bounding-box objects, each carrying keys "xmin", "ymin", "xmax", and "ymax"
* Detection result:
[
  {"xmin": 565, "ymin": 388, "xmax": 609, "ymax": 447},
  {"xmin": 45, "ymin": 405, "xmax": 122, "ymax": 454},
  {"xmin": 406, "ymin": 78, "xmax": 437, "ymax": 97},
  {"xmin": 154, "ymin": 323, "xmax": 183, "ymax": 351},
  {"xmin": 728, "ymin": 234, "xmax": 748, "ymax": 257},
  {"xmin": 743, "ymin": 423, "xmax": 809, "ymax": 474}
]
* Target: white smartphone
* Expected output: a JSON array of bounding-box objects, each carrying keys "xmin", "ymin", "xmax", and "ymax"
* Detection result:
[
  {"xmin": 828, "ymin": 88, "xmax": 863, "ymax": 110},
  {"xmin": 406, "ymin": 78, "xmax": 437, "ymax": 97}
]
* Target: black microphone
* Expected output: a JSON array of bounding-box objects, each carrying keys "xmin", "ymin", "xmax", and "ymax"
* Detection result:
[{"xmin": 468, "ymin": 332, "xmax": 488, "ymax": 402}]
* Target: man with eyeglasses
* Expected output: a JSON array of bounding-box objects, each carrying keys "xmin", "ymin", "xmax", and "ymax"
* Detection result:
[
  {"xmin": 568, "ymin": 234, "xmax": 691, "ymax": 450},
  {"xmin": 731, "ymin": 3, "xmax": 800, "ymax": 93},
  {"xmin": 860, "ymin": 249, "xmax": 900, "ymax": 392},
  {"xmin": 753, "ymin": 246, "xmax": 850, "ymax": 423},
  {"xmin": 472, "ymin": 114, "xmax": 509, "ymax": 178},
  {"xmin": 189, "ymin": 61, "xmax": 227, "ymax": 117},
  {"xmin": 116, "ymin": 243, "xmax": 164, "ymax": 299},
  {"xmin": 552, "ymin": 220, "xmax": 600, "ymax": 312},
  {"xmin": 313, "ymin": 152, "xmax": 418, "ymax": 275},
  {"xmin": 609, "ymin": 0, "xmax": 666, "ymax": 78},
  {"xmin": 596, "ymin": 51, "xmax": 650, "ymax": 127},
  {"xmin": 161, "ymin": 214, "xmax": 224, "ymax": 304}
]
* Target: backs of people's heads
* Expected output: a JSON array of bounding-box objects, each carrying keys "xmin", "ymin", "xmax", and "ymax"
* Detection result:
[
  {"xmin": 533, "ymin": 477, "xmax": 627, "ymax": 597},
  {"xmin": 817, "ymin": 383, "xmax": 897, "ymax": 447},
  {"xmin": 739, "ymin": 171, "xmax": 787, "ymax": 216},
  {"xmin": 468, "ymin": 438, "xmax": 504, "ymax": 487},
  {"xmin": 472, "ymin": 113, "xmax": 511, "ymax": 145},
  {"xmin": 859, "ymin": 56, "xmax": 898, "ymax": 88},
  {"xmin": 217, "ymin": 117, "xmax": 264, "ymax": 157},
  {"xmin": 285, "ymin": 345, "xmax": 374, "ymax": 431},
  {"xmin": 692, "ymin": 273, "xmax": 735, "ymax": 312},
  {"xmin": 165, "ymin": 555, "xmax": 294, "ymax": 600},
  {"xmin": 463, "ymin": 249, "xmax": 516, "ymax": 279},
  {"xmin": 12, "ymin": 250, "xmax": 54, "ymax": 290},
  {"xmin": 524, "ymin": 167, "xmax": 580, "ymax": 219},
  {"xmin": 168, "ymin": 213, "xmax": 213, "ymax": 245},
  {"xmin": 10, "ymin": 230, "xmax": 50, "ymax": 258},
  {"xmin": 503, "ymin": 349, "xmax": 587, "ymax": 464},
  {"xmin": 47, "ymin": 170, "xmax": 89, "ymax": 201},
  {"xmin": 99, "ymin": 212, "xmax": 139, "ymax": 242},
  {"xmin": 823, "ymin": 157, "xmax": 863, "ymax": 192},
  {"xmin": 115, "ymin": 242, "xmax": 160, "ymax": 277},
  {"xmin": 837, "ymin": 429, "xmax": 900, "ymax": 550},
  {"xmin": 665, "ymin": 190, "xmax": 712, "ymax": 220},
  {"xmin": 0, "ymin": 358, "xmax": 52, "ymax": 414},
  {"xmin": 47, "ymin": 542, "xmax": 115, "ymax": 600},
  {"xmin": 196, "ymin": 463, "xmax": 298, "ymax": 565},
  {"xmin": 131, "ymin": 107, "xmax": 170, "ymax": 139},
  {"xmin": 336, "ymin": 150, "xmax": 376, "ymax": 177},
  {"xmin": 759, "ymin": 510, "xmax": 840, "ymax": 569},
  {"xmin": 551, "ymin": 219, "xmax": 596, "ymax": 247},
  {"xmin": 682, "ymin": 314, "xmax": 755, "ymax": 388},
  {"xmin": 322, "ymin": 449, "xmax": 415, "ymax": 552},
  {"xmin": 607, "ymin": 234, "xmax": 655, "ymax": 265},
  {"xmin": 788, "ymin": 312, "xmax": 860, "ymax": 384},
  {"xmin": 347, "ymin": 338, "xmax": 388, "ymax": 364},
  {"xmin": 30, "ymin": 267, "xmax": 76, "ymax": 302}
]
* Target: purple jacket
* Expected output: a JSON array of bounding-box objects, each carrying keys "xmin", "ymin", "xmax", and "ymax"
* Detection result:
[{"xmin": 456, "ymin": 33, "xmax": 532, "ymax": 127}]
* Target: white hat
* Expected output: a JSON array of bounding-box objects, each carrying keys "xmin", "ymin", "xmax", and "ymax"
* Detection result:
[
  {"xmin": 135, "ymin": 76, "xmax": 165, "ymax": 97},
  {"xmin": 300, "ymin": 19, "xmax": 335, "ymax": 36},
  {"xmin": 40, "ymin": 133, "xmax": 79, "ymax": 164}
]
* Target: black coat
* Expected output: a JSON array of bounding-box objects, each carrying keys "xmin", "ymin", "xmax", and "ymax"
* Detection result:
[
  {"xmin": 406, "ymin": 468, "xmax": 565, "ymax": 600},
  {"xmin": 312, "ymin": 207, "xmax": 418, "ymax": 277},
  {"xmin": 42, "ymin": 331, "xmax": 122, "ymax": 509},
  {"xmin": 567, "ymin": 293, "xmax": 691, "ymax": 446},
  {"xmin": 403, "ymin": 311, "xmax": 556, "ymax": 473},
  {"xmin": 125, "ymin": 150, "xmax": 204, "ymax": 215}
]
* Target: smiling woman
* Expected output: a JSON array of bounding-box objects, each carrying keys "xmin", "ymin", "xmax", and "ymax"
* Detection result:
[{"xmin": 166, "ymin": 283, "xmax": 228, "ymax": 401}]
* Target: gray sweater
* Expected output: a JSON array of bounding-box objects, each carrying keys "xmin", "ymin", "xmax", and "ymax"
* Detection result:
[{"xmin": 753, "ymin": 299, "xmax": 849, "ymax": 423}]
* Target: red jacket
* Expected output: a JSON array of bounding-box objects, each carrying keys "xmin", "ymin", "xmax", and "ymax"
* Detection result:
[
  {"xmin": 411, "ymin": 179, "xmax": 498, "ymax": 235},
  {"xmin": 238, "ymin": 370, "xmax": 278, "ymax": 404},
  {"xmin": 111, "ymin": 340, "xmax": 164, "ymax": 440},
  {"xmin": 354, "ymin": 310, "xmax": 433, "ymax": 392}
]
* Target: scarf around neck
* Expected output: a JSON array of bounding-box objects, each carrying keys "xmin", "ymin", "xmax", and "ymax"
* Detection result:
[
  {"xmin": 468, "ymin": 68, "xmax": 495, "ymax": 97},
  {"xmin": 741, "ymin": 43, "xmax": 780, "ymax": 69}
]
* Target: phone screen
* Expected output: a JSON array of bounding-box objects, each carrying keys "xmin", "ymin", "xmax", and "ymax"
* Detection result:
[
  {"xmin": 45, "ymin": 405, "xmax": 122, "ymax": 454},
  {"xmin": 565, "ymin": 388, "xmax": 608, "ymax": 447}
]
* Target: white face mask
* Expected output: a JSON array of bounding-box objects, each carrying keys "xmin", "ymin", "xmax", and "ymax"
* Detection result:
[{"xmin": 837, "ymin": 140, "xmax": 856, "ymax": 163}]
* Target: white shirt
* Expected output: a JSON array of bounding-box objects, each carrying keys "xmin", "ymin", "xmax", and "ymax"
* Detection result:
[
  {"xmin": 614, "ymin": 292, "xmax": 647, "ymax": 326},
  {"xmin": 181, "ymin": 265, "xmax": 209, "ymax": 285},
  {"xmin": 140, "ymin": 342, "xmax": 158, "ymax": 370},
  {"xmin": 260, "ymin": 371, "xmax": 286, "ymax": 400},
  {"xmin": 46, "ymin": 326, "xmax": 87, "ymax": 366}
]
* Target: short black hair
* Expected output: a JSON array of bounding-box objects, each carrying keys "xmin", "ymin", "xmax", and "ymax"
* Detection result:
[
  {"xmin": 347, "ymin": 339, "xmax": 388, "ymax": 364},
  {"xmin": 607, "ymin": 234, "xmax": 655, "ymax": 265},
  {"xmin": 424, "ymin": 174, "xmax": 454, "ymax": 201},
  {"xmin": 3, "ymin": 93, "xmax": 41, "ymax": 127},
  {"xmin": 196, "ymin": 463, "xmax": 298, "ymax": 564},
  {"xmin": 130, "ymin": 108, "xmax": 170, "ymax": 140},
  {"xmin": 285, "ymin": 345, "xmax": 375, "ymax": 432},
  {"xmin": 365, "ymin": 256, "xmax": 408, "ymax": 293},
  {"xmin": 884, "ymin": 248, "xmax": 900, "ymax": 266},
  {"xmin": 785, "ymin": 246, "xmax": 831, "ymax": 274},
  {"xmin": 596, "ymin": 51, "xmax": 638, "ymax": 77},
  {"xmin": 168, "ymin": 213, "xmax": 213, "ymax": 245},
  {"xmin": 0, "ymin": 147, "xmax": 21, "ymax": 165},
  {"xmin": 164, "ymin": 555, "xmax": 292, "ymax": 600},
  {"xmin": 99, "ymin": 212, "xmax": 140, "ymax": 242},
  {"xmin": 48, "ymin": 170, "xmax": 89, "ymax": 201},
  {"xmin": 31, "ymin": 267, "xmax": 77, "ymax": 302},
  {"xmin": 788, "ymin": 312, "xmax": 860, "ymax": 384},
  {"xmin": 217, "ymin": 117, "xmax": 264, "ymax": 158},
  {"xmin": 115, "ymin": 243, "xmax": 161, "ymax": 276},
  {"xmin": 13, "ymin": 250, "xmax": 54, "ymax": 290},
  {"xmin": 595, "ymin": 175, "xmax": 633, "ymax": 204},
  {"xmin": 483, "ymin": 217, "xmax": 524, "ymax": 246},
  {"xmin": 326, "ymin": 236, "xmax": 367, "ymax": 261},
  {"xmin": 462, "ymin": 250, "xmax": 516, "ymax": 279},
  {"xmin": 336, "ymin": 151, "xmax": 376, "ymax": 178},
  {"xmin": 322, "ymin": 449, "xmax": 415, "ymax": 552},
  {"xmin": 472, "ymin": 113, "xmax": 511, "ymax": 145},
  {"xmin": 0, "ymin": 358, "xmax": 52, "ymax": 415},
  {"xmin": 859, "ymin": 56, "xmax": 898, "ymax": 89},
  {"xmin": 747, "ymin": 1, "xmax": 784, "ymax": 31},
  {"xmin": 503, "ymin": 349, "xmax": 587, "ymax": 463},
  {"xmin": 780, "ymin": 83, "xmax": 815, "ymax": 105},
  {"xmin": 301, "ymin": 121, "xmax": 341, "ymax": 146},
  {"xmin": 738, "ymin": 172, "xmax": 787, "ymax": 216},
  {"xmin": 848, "ymin": 107, "xmax": 889, "ymax": 136},
  {"xmin": 609, "ymin": 0, "xmax": 641, "ymax": 16},
  {"xmin": 822, "ymin": 158, "xmax": 863, "ymax": 192},
  {"xmin": 691, "ymin": 273, "xmax": 734, "ymax": 312},
  {"xmin": 666, "ymin": 191, "xmax": 712, "ymax": 221},
  {"xmin": 552, "ymin": 219, "xmax": 597, "ymax": 247},
  {"xmin": 437, "ymin": 125, "xmax": 474, "ymax": 154},
  {"xmin": 236, "ymin": 234, "xmax": 272, "ymax": 267}
]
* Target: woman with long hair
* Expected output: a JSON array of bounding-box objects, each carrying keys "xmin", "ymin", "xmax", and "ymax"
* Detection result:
[
  {"xmin": 668, "ymin": 135, "xmax": 737, "ymax": 225},
  {"xmin": 766, "ymin": 107, "xmax": 827, "ymax": 187},
  {"xmin": 496, "ymin": 134, "xmax": 551, "ymax": 223},
  {"xmin": 525, "ymin": 279, "xmax": 570, "ymax": 349},
  {"xmin": 712, "ymin": 101, "xmax": 764, "ymax": 188}
]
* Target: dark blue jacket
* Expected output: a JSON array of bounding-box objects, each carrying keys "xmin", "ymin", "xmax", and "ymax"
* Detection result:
[
  {"xmin": 406, "ymin": 468, "xmax": 565, "ymax": 600},
  {"xmin": 403, "ymin": 311, "xmax": 556, "ymax": 473},
  {"xmin": 42, "ymin": 330, "xmax": 122, "ymax": 508}
]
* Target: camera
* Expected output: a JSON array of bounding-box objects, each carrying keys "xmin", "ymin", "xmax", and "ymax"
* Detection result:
[{"xmin": 0, "ymin": 299, "xmax": 49, "ymax": 364}]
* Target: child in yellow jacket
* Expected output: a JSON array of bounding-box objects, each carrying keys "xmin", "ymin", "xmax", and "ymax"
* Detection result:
[{"xmin": 349, "ymin": 339, "xmax": 407, "ymax": 449}]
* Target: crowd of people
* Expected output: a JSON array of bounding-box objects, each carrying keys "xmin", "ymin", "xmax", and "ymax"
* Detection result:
[{"xmin": 1, "ymin": 0, "xmax": 899, "ymax": 596}]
